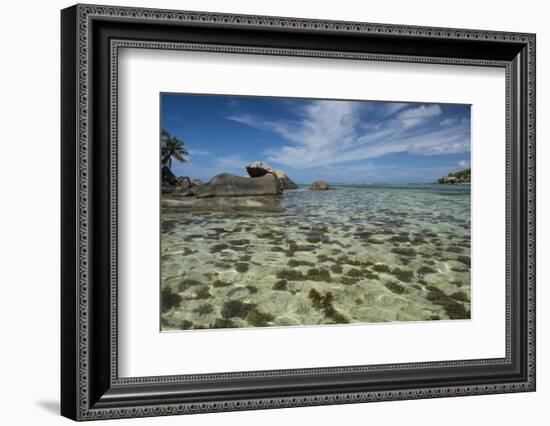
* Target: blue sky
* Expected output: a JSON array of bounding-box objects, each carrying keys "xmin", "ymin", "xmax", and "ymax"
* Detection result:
[{"xmin": 161, "ymin": 93, "xmax": 471, "ymax": 184}]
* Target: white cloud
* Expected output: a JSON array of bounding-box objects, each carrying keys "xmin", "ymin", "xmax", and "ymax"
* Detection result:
[
  {"xmin": 458, "ymin": 160, "xmax": 470, "ymax": 168},
  {"xmin": 440, "ymin": 117, "xmax": 458, "ymax": 126},
  {"xmin": 225, "ymin": 114, "xmax": 260, "ymax": 128},
  {"xmin": 188, "ymin": 148, "xmax": 209, "ymax": 156},
  {"xmin": 397, "ymin": 104, "xmax": 442, "ymax": 127},
  {"xmin": 227, "ymin": 101, "xmax": 468, "ymax": 168},
  {"xmin": 380, "ymin": 102, "xmax": 409, "ymax": 118}
]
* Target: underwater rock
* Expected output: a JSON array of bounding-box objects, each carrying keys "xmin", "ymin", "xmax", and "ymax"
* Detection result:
[
  {"xmin": 309, "ymin": 180, "xmax": 331, "ymax": 190},
  {"xmin": 193, "ymin": 173, "xmax": 282, "ymax": 197},
  {"xmin": 162, "ymin": 182, "xmax": 175, "ymax": 194},
  {"xmin": 171, "ymin": 186, "xmax": 193, "ymax": 197},
  {"xmin": 161, "ymin": 196, "xmax": 286, "ymax": 213}
]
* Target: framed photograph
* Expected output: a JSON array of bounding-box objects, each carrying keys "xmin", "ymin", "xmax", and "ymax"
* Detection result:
[{"xmin": 61, "ymin": 4, "xmax": 536, "ymax": 421}]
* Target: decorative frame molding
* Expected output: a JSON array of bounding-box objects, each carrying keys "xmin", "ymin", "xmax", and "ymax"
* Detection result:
[{"xmin": 61, "ymin": 4, "xmax": 535, "ymax": 421}]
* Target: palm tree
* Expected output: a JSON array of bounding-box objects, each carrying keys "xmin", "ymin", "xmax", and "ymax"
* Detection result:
[{"xmin": 161, "ymin": 128, "xmax": 188, "ymax": 168}]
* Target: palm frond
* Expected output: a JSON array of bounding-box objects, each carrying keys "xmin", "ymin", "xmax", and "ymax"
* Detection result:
[{"xmin": 160, "ymin": 129, "xmax": 188, "ymax": 168}]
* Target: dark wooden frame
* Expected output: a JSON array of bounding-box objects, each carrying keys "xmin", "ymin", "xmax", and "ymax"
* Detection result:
[{"xmin": 61, "ymin": 3, "xmax": 536, "ymax": 421}]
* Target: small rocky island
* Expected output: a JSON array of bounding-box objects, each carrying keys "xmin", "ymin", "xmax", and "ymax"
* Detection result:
[
  {"xmin": 436, "ymin": 168, "xmax": 471, "ymax": 184},
  {"xmin": 309, "ymin": 180, "xmax": 332, "ymax": 190}
]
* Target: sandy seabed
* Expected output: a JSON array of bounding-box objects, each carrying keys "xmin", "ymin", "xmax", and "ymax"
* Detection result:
[{"xmin": 160, "ymin": 184, "xmax": 471, "ymax": 331}]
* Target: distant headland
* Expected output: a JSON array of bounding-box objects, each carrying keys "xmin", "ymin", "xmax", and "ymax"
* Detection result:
[{"xmin": 436, "ymin": 168, "xmax": 471, "ymax": 184}]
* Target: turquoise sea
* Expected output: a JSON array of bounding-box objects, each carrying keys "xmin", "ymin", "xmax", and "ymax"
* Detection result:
[{"xmin": 160, "ymin": 184, "xmax": 471, "ymax": 330}]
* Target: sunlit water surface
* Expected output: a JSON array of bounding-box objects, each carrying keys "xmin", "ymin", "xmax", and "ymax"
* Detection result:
[{"xmin": 160, "ymin": 184, "xmax": 471, "ymax": 330}]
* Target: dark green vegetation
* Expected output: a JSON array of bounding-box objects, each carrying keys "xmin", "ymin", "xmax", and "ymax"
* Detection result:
[
  {"xmin": 426, "ymin": 286, "xmax": 470, "ymax": 319},
  {"xmin": 287, "ymin": 259, "xmax": 315, "ymax": 267},
  {"xmin": 275, "ymin": 267, "xmax": 332, "ymax": 281},
  {"xmin": 385, "ymin": 281, "xmax": 407, "ymax": 295},
  {"xmin": 178, "ymin": 319, "xmax": 194, "ymax": 330},
  {"xmin": 449, "ymin": 168, "xmax": 471, "ymax": 179},
  {"xmin": 221, "ymin": 300, "xmax": 255, "ymax": 319},
  {"xmin": 211, "ymin": 279, "xmax": 232, "ymax": 288},
  {"xmin": 391, "ymin": 247, "xmax": 416, "ymax": 257},
  {"xmin": 246, "ymin": 285, "xmax": 258, "ymax": 294},
  {"xmin": 437, "ymin": 168, "xmax": 471, "ymax": 184},
  {"xmin": 209, "ymin": 243, "xmax": 229, "ymax": 253},
  {"xmin": 272, "ymin": 280, "xmax": 288, "ymax": 290},
  {"xmin": 308, "ymin": 288, "xmax": 322, "ymax": 304},
  {"xmin": 456, "ymin": 256, "xmax": 471, "ymax": 266},
  {"xmin": 211, "ymin": 318, "xmax": 237, "ymax": 329},
  {"xmin": 306, "ymin": 268, "xmax": 332, "ymax": 281},
  {"xmin": 246, "ymin": 308, "xmax": 274, "ymax": 327},
  {"xmin": 450, "ymin": 291, "xmax": 470, "ymax": 302},
  {"xmin": 390, "ymin": 267, "xmax": 414, "ymax": 282},
  {"xmin": 340, "ymin": 276, "xmax": 360, "ymax": 285},
  {"xmin": 202, "ymin": 300, "xmax": 275, "ymax": 327},
  {"xmin": 372, "ymin": 263, "xmax": 391, "ymax": 273},
  {"xmin": 228, "ymin": 239, "xmax": 250, "ymax": 246},
  {"xmin": 329, "ymin": 264, "xmax": 343, "ymax": 274},
  {"xmin": 364, "ymin": 271, "xmax": 380, "ymax": 279},
  {"xmin": 308, "ymin": 289, "xmax": 349, "ymax": 324},
  {"xmin": 417, "ymin": 265, "xmax": 437, "ymax": 275},
  {"xmin": 235, "ymin": 262, "xmax": 250, "ymax": 273},
  {"xmin": 161, "ymin": 128, "xmax": 188, "ymax": 168},
  {"xmin": 194, "ymin": 286, "xmax": 212, "ymax": 299},
  {"xmin": 346, "ymin": 268, "xmax": 363, "ymax": 277},
  {"xmin": 193, "ymin": 303, "xmax": 214, "ymax": 315},
  {"xmin": 161, "ymin": 287, "xmax": 182, "ymax": 312}
]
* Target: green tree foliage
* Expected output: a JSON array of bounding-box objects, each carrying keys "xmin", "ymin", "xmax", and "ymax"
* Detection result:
[
  {"xmin": 161, "ymin": 128, "xmax": 188, "ymax": 168},
  {"xmin": 448, "ymin": 168, "xmax": 471, "ymax": 179}
]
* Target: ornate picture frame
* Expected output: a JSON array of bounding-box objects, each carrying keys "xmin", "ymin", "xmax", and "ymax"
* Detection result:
[{"xmin": 61, "ymin": 4, "xmax": 535, "ymax": 421}]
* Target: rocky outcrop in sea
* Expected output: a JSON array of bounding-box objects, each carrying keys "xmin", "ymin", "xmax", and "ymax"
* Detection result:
[
  {"xmin": 309, "ymin": 180, "xmax": 332, "ymax": 190},
  {"xmin": 245, "ymin": 161, "xmax": 298, "ymax": 189},
  {"xmin": 193, "ymin": 173, "xmax": 282, "ymax": 197},
  {"xmin": 437, "ymin": 168, "xmax": 471, "ymax": 184},
  {"xmin": 161, "ymin": 161, "xmax": 304, "ymax": 212}
]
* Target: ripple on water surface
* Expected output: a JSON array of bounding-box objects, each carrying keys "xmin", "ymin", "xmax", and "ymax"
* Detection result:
[{"xmin": 160, "ymin": 185, "xmax": 471, "ymax": 330}]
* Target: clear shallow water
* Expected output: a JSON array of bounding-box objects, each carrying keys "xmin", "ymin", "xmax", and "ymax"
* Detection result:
[{"xmin": 160, "ymin": 184, "xmax": 471, "ymax": 330}]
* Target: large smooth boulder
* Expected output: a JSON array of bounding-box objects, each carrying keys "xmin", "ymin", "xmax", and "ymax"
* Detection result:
[
  {"xmin": 309, "ymin": 180, "xmax": 331, "ymax": 190},
  {"xmin": 193, "ymin": 173, "xmax": 282, "ymax": 198},
  {"xmin": 245, "ymin": 161, "xmax": 298, "ymax": 190},
  {"xmin": 272, "ymin": 169, "xmax": 298, "ymax": 190}
]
